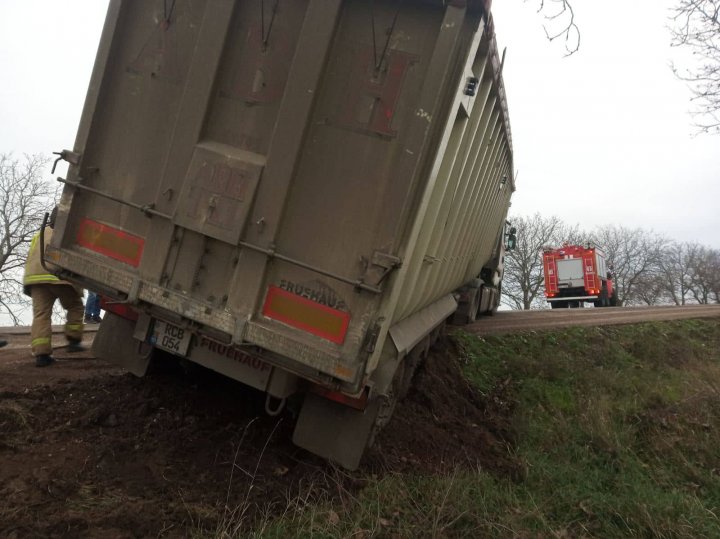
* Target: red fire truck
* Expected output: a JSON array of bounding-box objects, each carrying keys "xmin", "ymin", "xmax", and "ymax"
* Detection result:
[{"xmin": 542, "ymin": 244, "xmax": 618, "ymax": 308}]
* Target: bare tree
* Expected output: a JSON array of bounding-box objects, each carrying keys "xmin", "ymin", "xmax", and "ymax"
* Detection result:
[
  {"xmin": 502, "ymin": 213, "xmax": 584, "ymax": 310},
  {"xmin": 670, "ymin": 0, "xmax": 720, "ymax": 134},
  {"xmin": 633, "ymin": 272, "xmax": 671, "ymax": 306},
  {"xmin": 520, "ymin": 0, "xmax": 581, "ymax": 55},
  {"xmin": 590, "ymin": 226, "xmax": 667, "ymax": 306},
  {"xmin": 687, "ymin": 245, "xmax": 720, "ymax": 303},
  {"xmin": 532, "ymin": 0, "xmax": 581, "ymax": 55},
  {"xmin": 0, "ymin": 153, "xmax": 55, "ymax": 324},
  {"xmin": 658, "ymin": 241, "xmax": 699, "ymax": 305}
]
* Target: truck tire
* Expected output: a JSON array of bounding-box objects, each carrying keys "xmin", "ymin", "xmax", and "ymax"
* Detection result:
[
  {"xmin": 451, "ymin": 285, "xmax": 481, "ymax": 325},
  {"xmin": 593, "ymin": 288, "xmax": 609, "ymax": 308}
]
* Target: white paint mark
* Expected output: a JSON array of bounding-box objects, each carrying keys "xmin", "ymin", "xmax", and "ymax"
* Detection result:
[{"xmin": 415, "ymin": 109, "xmax": 432, "ymax": 122}]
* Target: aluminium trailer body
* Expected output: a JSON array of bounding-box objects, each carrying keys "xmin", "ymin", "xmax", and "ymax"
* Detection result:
[{"xmin": 47, "ymin": 0, "xmax": 515, "ymax": 469}]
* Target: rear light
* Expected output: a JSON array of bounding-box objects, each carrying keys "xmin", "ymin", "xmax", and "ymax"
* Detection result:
[
  {"xmin": 262, "ymin": 286, "xmax": 350, "ymax": 344},
  {"xmin": 99, "ymin": 296, "xmax": 139, "ymax": 321},
  {"xmin": 77, "ymin": 219, "xmax": 145, "ymax": 267},
  {"xmin": 311, "ymin": 385, "xmax": 368, "ymax": 411}
]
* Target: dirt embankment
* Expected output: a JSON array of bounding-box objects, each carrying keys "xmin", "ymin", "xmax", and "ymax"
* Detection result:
[
  {"xmin": 0, "ymin": 335, "xmax": 517, "ymax": 537},
  {"xmin": 469, "ymin": 304, "xmax": 720, "ymax": 336}
]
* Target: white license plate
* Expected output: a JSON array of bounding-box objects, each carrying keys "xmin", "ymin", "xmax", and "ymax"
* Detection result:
[{"xmin": 152, "ymin": 320, "xmax": 192, "ymax": 356}]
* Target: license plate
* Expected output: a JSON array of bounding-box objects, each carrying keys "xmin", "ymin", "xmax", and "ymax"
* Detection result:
[{"xmin": 152, "ymin": 320, "xmax": 192, "ymax": 356}]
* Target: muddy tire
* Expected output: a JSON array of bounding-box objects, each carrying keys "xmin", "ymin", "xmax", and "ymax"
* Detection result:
[
  {"xmin": 367, "ymin": 361, "xmax": 404, "ymax": 450},
  {"xmin": 594, "ymin": 288, "xmax": 610, "ymax": 308}
]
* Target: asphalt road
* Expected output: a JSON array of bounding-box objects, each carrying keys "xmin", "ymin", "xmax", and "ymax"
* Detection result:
[{"xmin": 466, "ymin": 304, "xmax": 720, "ymax": 336}]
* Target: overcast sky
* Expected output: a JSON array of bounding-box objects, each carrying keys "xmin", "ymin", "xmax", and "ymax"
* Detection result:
[
  {"xmin": 492, "ymin": 0, "xmax": 719, "ymax": 248},
  {"xmin": 0, "ymin": 0, "xmax": 717, "ymax": 250}
]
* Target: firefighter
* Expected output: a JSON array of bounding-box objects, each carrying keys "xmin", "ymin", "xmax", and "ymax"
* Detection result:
[{"xmin": 23, "ymin": 208, "xmax": 85, "ymax": 367}]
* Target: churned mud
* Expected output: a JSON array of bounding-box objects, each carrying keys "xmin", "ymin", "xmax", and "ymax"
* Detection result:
[{"xmin": 0, "ymin": 332, "xmax": 516, "ymax": 537}]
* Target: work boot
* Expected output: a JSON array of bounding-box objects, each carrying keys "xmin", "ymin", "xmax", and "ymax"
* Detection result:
[
  {"xmin": 66, "ymin": 339, "xmax": 86, "ymax": 353},
  {"xmin": 35, "ymin": 355, "xmax": 55, "ymax": 367},
  {"xmin": 92, "ymin": 315, "xmax": 103, "ymax": 324},
  {"xmin": 83, "ymin": 314, "xmax": 94, "ymax": 324}
]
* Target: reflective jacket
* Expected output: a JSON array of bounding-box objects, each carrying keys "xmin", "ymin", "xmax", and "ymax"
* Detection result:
[{"xmin": 23, "ymin": 227, "xmax": 75, "ymax": 293}]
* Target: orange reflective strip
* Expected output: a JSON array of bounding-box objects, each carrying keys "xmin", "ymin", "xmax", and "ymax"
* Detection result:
[
  {"xmin": 77, "ymin": 219, "xmax": 144, "ymax": 267},
  {"xmin": 262, "ymin": 286, "xmax": 350, "ymax": 345}
]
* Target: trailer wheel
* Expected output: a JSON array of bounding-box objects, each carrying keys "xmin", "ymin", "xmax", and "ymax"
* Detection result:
[{"xmin": 367, "ymin": 362, "xmax": 404, "ymax": 449}]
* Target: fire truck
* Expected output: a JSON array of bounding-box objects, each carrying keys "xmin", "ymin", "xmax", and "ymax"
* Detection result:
[{"xmin": 542, "ymin": 244, "xmax": 618, "ymax": 308}]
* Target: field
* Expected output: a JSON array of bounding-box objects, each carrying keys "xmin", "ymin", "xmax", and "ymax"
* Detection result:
[{"xmin": 1, "ymin": 318, "xmax": 719, "ymax": 537}]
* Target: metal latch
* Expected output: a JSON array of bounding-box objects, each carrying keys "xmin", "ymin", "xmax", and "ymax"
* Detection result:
[
  {"xmin": 51, "ymin": 149, "xmax": 82, "ymax": 174},
  {"xmin": 369, "ymin": 251, "xmax": 402, "ymax": 286}
]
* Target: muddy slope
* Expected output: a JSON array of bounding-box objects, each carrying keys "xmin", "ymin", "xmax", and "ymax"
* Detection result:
[{"xmin": 0, "ymin": 339, "xmax": 516, "ymax": 537}]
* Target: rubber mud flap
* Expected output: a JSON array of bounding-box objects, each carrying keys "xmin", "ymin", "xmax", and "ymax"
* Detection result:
[
  {"xmin": 292, "ymin": 392, "xmax": 381, "ymax": 471},
  {"xmin": 92, "ymin": 312, "xmax": 152, "ymax": 377}
]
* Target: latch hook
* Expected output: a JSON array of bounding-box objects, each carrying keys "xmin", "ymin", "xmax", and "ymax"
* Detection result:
[{"xmin": 51, "ymin": 149, "xmax": 82, "ymax": 174}]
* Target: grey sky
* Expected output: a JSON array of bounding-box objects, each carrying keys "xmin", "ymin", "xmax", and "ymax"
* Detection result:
[
  {"xmin": 492, "ymin": 0, "xmax": 719, "ymax": 248},
  {"xmin": 0, "ymin": 0, "xmax": 717, "ymax": 251}
]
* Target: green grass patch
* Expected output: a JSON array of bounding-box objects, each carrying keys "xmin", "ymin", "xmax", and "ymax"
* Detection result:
[
  {"xmin": 454, "ymin": 319, "xmax": 720, "ymax": 537},
  {"xmin": 201, "ymin": 319, "xmax": 720, "ymax": 538}
]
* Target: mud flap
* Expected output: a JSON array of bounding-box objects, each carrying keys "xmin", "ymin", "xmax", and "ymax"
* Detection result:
[
  {"xmin": 292, "ymin": 392, "xmax": 381, "ymax": 471},
  {"xmin": 92, "ymin": 312, "xmax": 153, "ymax": 377}
]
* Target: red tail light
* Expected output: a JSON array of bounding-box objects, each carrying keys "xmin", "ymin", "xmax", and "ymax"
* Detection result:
[{"xmin": 99, "ymin": 296, "xmax": 139, "ymax": 321}]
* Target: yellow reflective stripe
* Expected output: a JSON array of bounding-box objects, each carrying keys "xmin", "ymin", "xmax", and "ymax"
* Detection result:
[
  {"xmin": 32, "ymin": 337, "xmax": 51, "ymax": 346},
  {"xmin": 24, "ymin": 274, "xmax": 60, "ymax": 284},
  {"xmin": 28, "ymin": 234, "xmax": 39, "ymax": 255},
  {"xmin": 66, "ymin": 324, "xmax": 83, "ymax": 331}
]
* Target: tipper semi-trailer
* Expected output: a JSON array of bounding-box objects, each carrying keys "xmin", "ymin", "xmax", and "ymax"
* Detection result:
[
  {"xmin": 46, "ymin": 0, "xmax": 515, "ymax": 469},
  {"xmin": 543, "ymin": 244, "xmax": 617, "ymax": 308}
]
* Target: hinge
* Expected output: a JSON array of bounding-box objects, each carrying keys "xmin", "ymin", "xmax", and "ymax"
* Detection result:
[{"xmin": 364, "ymin": 322, "xmax": 382, "ymax": 354}]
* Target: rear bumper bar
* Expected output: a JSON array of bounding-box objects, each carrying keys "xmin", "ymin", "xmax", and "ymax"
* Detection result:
[{"xmin": 547, "ymin": 295, "xmax": 598, "ymax": 301}]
